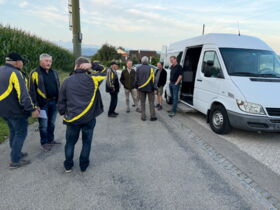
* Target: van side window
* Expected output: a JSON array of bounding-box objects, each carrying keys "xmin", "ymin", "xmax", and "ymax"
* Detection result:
[{"xmin": 202, "ymin": 51, "xmax": 223, "ymax": 78}]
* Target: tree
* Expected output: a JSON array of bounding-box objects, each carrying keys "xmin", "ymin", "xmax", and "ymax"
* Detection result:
[
  {"xmin": 92, "ymin": 43, "xmax": 121, "ymax": 64},
  {"xmin": 150, "ymin": 54, "xmax": 160, "ymax": 66}
]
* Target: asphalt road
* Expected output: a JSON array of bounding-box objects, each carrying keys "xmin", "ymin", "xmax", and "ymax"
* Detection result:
[{"xmin": 0, "ymin": 85, "xmax": 278, "ymax": 210}]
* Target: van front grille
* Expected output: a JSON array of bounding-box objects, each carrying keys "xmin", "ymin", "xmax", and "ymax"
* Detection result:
[{"xmin": 266, "ymin": 108, "xmax": 280, "ymax": 117}]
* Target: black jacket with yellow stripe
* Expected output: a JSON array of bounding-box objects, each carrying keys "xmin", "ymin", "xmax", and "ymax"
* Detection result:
[
  {"xmin": 29, "ymin": 67, "xmax": 60, "ymax": 107},
  {"xmin": 58, "ymin": 67, "xmax": 107, "ymax": 126},
  {"xmin": 0, "ymin": 64, "xmax": 35, "ymax": 118}
]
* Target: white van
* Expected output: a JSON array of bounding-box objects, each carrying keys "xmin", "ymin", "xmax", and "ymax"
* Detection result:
[{"xmin": 161, "ymin": 33, "xmax": 280, "ymax": 134}]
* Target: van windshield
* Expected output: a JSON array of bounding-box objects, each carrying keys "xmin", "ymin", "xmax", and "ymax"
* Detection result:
[{"xmin": 220, "ymin": 48, "xmax": 280, "ymax": 78}]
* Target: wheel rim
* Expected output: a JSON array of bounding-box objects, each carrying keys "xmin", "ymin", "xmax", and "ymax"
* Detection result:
[{"xmin": 212, "ymin": 111, "xmax": 224, "ymax": 129}]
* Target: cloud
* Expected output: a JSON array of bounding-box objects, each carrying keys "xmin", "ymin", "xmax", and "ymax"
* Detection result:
[
  {"xmin": 19, "ymin": 1, "xmax": 28, "ymax": 8},
  {"xmin": 0, "ymin": 0, "xmax": 5, "ymax": 4}
]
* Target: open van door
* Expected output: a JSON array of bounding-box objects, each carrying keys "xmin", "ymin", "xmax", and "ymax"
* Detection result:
[{"xmin": 194, "ymin": 47, "xmax": 225, "ymax": 115}]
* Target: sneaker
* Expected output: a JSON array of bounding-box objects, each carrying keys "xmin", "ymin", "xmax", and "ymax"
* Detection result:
[
  {"xmin": 108, "ymin": 114, "xmax": 117, "ymax": 118},
  {"xmin": 80, "ymin": 168, "xmax": 87, "ymax": 173},
  {"xmin": 65, "ymin": 169, "xmax": 72, "ymax": 173},
  {"xmin": 150, "ymin": 117, "xmax": 158, "ymax": 121},
  {"xmin": 136, "ymin": 108, "xmax": 141, "ymax": 113},
  {"xmin": 21, "ymin": 152, "xmax": 28, "ymax": 158},
  {"xmin": 48, "ymin": 140, "xmax": 61, "ymax": 145},
  {"xmin": 9, "ymin": 159, "xmax": 31, "ymax": 169},
  {"xmin": 169, "ymin": 112, "xmax": 176, "ymax": 117},
  {"xmin": 141, "ymin": 117, "xmax": 146, "ymax": 121},
  {"xmin": 41, "ymin": 144, "xmax": 52, "ymax": 152}
]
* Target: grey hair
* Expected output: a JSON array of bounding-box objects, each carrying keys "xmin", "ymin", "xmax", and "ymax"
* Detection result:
[
  {"xmin": 141, "ymin": 56, "xmax": 149, "ymax": 64},
  {"xmin": 40, "ymin": 53, "xmax": 52, "ymax": 60},
  {"xmin": 75, "ymin": 56, "xmax": 90, "ymax": 67}
]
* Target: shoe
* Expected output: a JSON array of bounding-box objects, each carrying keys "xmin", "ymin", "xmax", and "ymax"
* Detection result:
[
  {"xmin": 155, "ymin": 104, "xmax": 160, "ymax": 108},
  {"xmin": 126, "ymin": 109, "xmax": 130, "ymax": 113},
  {"xmin": 141, "ymin": 117, "xmax": 146, "ymax": 121},
  {"xmin": 169, "ymin": 112, "xmax": 176, "ymax": 117},
  {"xmin": 157, "ymin": 105, "xmax": 163, "ymax": 111},
  {"xmin": 136, "ymin": 108, "xmax": 141, "ymax": 113},
  {"xmin": 48, "ymin": 140, "xmax": 61, "ymax": 145},
  {"xmin": 113, "ymin": 112, "xmax": 119, "ymax": 115},
  {"xmin": 167, "ymin": 110, "xmax": 172, "ymax": 113},
  {"xmin": 9, "ymin": 159, "xmax": 31, "ymax": 169},
  {"xmin": 150, "ymin": 117, "xmax": 158, "ymax": 121},
  {"xmin": 132, "ymin": 104, "xmax": 136, "ymax": 107},
  {"xmin": 41, "ymin": 144, "xmax": 52, "ymax": 152},
  {"xmin": 21, "ymin": 152, "xmax": 28, "ymax": 158},
  {"xmin": 80, "ymin": 168, "xmax": 87, "ymax": 172},
  {"xmin": 65, "ymin": 169, "xmax": 72, "ymax": 173},
  {"xmin": 108, "ymin": 114, "xmax": 117, "ymax": 118}
]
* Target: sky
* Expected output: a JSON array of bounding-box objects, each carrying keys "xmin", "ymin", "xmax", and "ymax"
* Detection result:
[{"xmin": 0, "ymin": 0, "xmax": 280, "ymax": 53}]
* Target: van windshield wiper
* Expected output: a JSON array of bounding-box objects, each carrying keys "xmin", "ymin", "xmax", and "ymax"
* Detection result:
[
  {"xmin": 258, "ymin": 73, "xmax": 280, "ymax": 78},
  {"xmin": 230, "ymin": 72, "xmax": 259, "ymax": 77}
]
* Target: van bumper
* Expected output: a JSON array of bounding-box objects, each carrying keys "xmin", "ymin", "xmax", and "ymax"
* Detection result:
[{"xmin": 227, "ymin": 111, "xmax": 280, "ymax": 132}]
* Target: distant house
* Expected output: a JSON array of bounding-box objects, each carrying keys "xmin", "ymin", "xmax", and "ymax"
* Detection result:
[
  {"xmin": 117, "ymin": 48, "xmax": 129, "ymax": 62},
  {"xmin": 129, "ymin": 50, "xmax": 157, "ymax": 63}
]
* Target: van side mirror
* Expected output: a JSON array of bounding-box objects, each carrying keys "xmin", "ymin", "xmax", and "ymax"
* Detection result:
[
  {"xmin": 206, "ymin": 60, "xmax": 214, "ymax": 66},
  {"xmin": 204, "ymin": 68, "xmax": 212, "ymax": 77}
]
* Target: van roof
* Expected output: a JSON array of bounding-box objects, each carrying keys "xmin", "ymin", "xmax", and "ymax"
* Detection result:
[{"xmin": 168, "ymin": 33, "xmax": 272, "ymax": 52}]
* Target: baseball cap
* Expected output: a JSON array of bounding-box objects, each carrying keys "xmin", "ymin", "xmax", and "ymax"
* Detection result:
[
  {"xmin": 5, "ymin": 52, "xmax": 28, "ymax": 64},
  {"xmin": 111, "ymin": 61, "xmax": 119, "ymax": 66}
]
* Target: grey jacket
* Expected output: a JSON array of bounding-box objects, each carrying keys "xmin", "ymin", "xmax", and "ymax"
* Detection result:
[
  {"xmin": 0, "ymin": 64, "xmax": 35, "ymax": 118},
  {"xmin": 135, "ymin": 64, "xmax": 155, "ymax": 92},
  {"xmin": 58, "ymin": 67, "xmax": 107, "ymax": 126}
]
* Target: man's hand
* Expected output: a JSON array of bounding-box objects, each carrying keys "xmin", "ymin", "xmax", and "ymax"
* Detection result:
[
  {"xmin": 79, "ymin": 63, "xmax": 92, "ymax": 70},
  {"xmin": 32, "ymin": 109, "xmax": 40, "ymax": 118}
]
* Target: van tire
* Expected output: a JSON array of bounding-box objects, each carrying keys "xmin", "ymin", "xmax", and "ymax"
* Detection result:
[
  {"xmin": 209, "ymin": 105, "xmax": 232, "ymax": 134},
  {"xmin": 165, "ymin": 91, "xmax": 173, "ymax": 104}
]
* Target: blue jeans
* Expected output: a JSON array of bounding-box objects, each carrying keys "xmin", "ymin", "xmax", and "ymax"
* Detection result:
[
  {"xmin": 4, "ymin": 117, "xmax": 28, "ymax": 163},
  {"xmin": 64, "ymin": 118, "xmax": 96, "ymax": 171},
  {"xmin": 38, "ymin": 100, "xmax": 57, "ymax": 145},
  {"xmin": 170, "ymin": 84, "xmax": 180, "ymax": 113}
]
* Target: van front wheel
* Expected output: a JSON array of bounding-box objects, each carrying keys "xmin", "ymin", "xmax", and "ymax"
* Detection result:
[{"xmin": 209, "ymin": 105, "xmax": 232, "ymax": 134}]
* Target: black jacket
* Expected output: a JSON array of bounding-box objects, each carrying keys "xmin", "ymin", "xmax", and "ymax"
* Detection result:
[
  {"xmin": 120, "ymin": 68, "xmax": 136, "ymax": 90},
  {"xmin": 135, "ymin": 64, "xmax": 155, "ymax": 93},
  {"xmin": 0, "ymin": 64, "xmax": 35, "ymax": 118},
  {"xmin": 58, "ymin": 68, "xmax": 107, "ymax": 126},
  {"xmin": 29, "ymin": 67, "xmax": 60, "ymax": 107},
  {"xmin": 106, "ymin": 69, "xmax": 120, "ymax": 93},
  {"xmin": 155, "ymin": 68, "xmax": 167, "ymax": 88}
]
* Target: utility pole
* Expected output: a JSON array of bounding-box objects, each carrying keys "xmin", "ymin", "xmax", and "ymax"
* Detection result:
[
  {"xmin": 202, "ymin": 24, "xmax": 205, "ymax": 35},
  {"xmin": 69, "ymin": 0, "xmax": 82, "ymax": 58}
]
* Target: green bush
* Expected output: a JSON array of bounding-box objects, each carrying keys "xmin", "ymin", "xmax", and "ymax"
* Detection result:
[{"xmin": 0, "ymin": 25, "xmax": 75, "ymax": 75}]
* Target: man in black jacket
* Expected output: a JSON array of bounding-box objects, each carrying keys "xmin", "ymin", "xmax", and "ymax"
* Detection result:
[
  {"xmin": 29, "ymin": 53, "xmax": 60, "ymax": 151},
  {"xmin": 155, "ymin": 62, "xmax": 167, "ymax": 110},
  {"xmin": 135, "ymin": 56, "xmax": 157, "ymax": 121},
  {"xmin": 0, "ymin": 53, "xmax": 39, "ymax": 169},
  {"xmin": 58, "ymin": 57, "xmax": 107, "ymax": 173},
  {"xmin": 106, "ymin": 62, "xmax": 120, "ymax": 117},
  {"xmin": 120, "ymin": 60, "xmax": 140, "ymax": 113}
]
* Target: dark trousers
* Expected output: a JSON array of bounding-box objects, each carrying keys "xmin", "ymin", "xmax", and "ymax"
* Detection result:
[
  {"xmin": 170, "ymin": 84, "xmax": 180, "ymax": 113},
  {"xmin": 38, "ymin": 100, "xmax": 57, "ymax": 145},
  {"xmin": 4, "ymin": 117, "xmax": 28, "ymax": 163},
  {"xmin": 64, "ymin": 118, "xmax": 96, "ymax": 171},
  {"xmin": 139, "ymin": 91, "xmax": 156, "ymax": 119},
  {"xmin": 108, "ymin": 92, "xmax": 118, "ymax": 115}
]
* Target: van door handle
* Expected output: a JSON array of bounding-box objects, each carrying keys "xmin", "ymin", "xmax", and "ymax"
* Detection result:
[{"xmin": 197, "ymin": 79, "xmax": 203, "ymax": 82}]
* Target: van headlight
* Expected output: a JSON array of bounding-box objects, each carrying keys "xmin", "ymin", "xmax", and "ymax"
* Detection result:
[{"xmin": 236, "ymin": 100, "xmax": 265, "ymax": 115}]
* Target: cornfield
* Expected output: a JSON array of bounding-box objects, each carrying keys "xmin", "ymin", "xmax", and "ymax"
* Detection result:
[{"xmin": 0, "ymin": 25, "xmax": 75, "ymax": 74}]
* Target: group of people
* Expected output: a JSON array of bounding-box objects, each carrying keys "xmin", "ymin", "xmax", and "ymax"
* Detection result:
[{"xmin": 0, "ymin": 52, "xmax": 183, "ymax": 172}]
